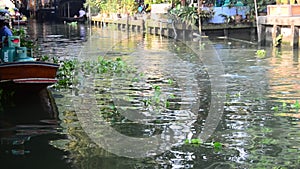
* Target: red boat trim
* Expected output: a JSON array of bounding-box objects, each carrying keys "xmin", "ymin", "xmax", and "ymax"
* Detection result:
[
  {"xmin": 0, "ymin": 61, "xmax": 59, "ymax": 68},
  {"xmin": 13, "ymin": 78, "xmax": 57, "ymax": 84},
  {"xmin": 0, "ymin": 61, "xmax": 59, "ymax": 81}
]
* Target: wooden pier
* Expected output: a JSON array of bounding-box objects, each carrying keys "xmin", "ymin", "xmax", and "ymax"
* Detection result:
[
  {"xmin": 258, "ymin": 5, "xmax": 300, "ymax": 48},
  {"xmin": 91, "ymin": 15, "xmax": 256, "ymax": 41},
  {"xmin": 90, "ymin": 5, "xmax": 300, "ymax": 48},
  {"xmin": 258, "ymin": 16, "xmax": 300, "ymax": 47}
]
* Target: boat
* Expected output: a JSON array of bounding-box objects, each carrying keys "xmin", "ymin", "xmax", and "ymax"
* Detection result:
[
  {"xmin": 11, "ymin": 8, "xmax": 28, "ymax": 25},
  {"xmin": 0, "ymin": 8, "xmax": 28, "ymax": 26},
  {"xmin": 0, "ymin": 61, "xmax": 59, "ymax": 92},
  {"xmin": 0, "ymin": 36, "xmax": 59, "ymax": 93},
  {"xmin": 12, "ymin": 18, "xmax": 28, "ymax": 25},
  {"xmin": 59, "ymin": 16, "xmax": 86, "ymax": 23}
]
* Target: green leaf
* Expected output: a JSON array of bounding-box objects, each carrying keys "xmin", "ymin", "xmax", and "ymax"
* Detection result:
[
  {"xmin": 255, "ymin": 49, "xmax": 266, "ymax": 58},
  {"xmin": 213, "ymin": 142, "xmax": 222, "ymax": 150},
  {"xmin": 191, "ymin": 138, "xmax": 202, "ymax": 144}
]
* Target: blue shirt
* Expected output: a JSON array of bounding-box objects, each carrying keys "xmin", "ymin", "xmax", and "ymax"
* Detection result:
[{"xmin": 0, "ymin": 26, "xmax": 13, "ymax": 38}]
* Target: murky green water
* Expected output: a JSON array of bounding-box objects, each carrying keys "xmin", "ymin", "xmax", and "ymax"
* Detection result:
[{"xmin": 1, "ymin": 20, "xmax": 300, "ymax": 169}]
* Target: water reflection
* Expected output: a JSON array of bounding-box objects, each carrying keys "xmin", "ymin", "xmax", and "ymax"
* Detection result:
[
  {"xmin": 0, "ymin": 89, "xmax": 70, "ymax": 168},
  {"xmin": 26, "ymin": 20, "xmax": 88, "ymax": 60},
  {"xmin": 79, "ymin": 24, "xmax": 86, "ymax": 41},
  {"xmin": 293, "ymin": 48, "xmax": 299, "ymax": 63},
  {"xmin": 2, "ymin": 21, "xmax": 300, "ymax": 168},
  {"xmin": 46, "ymin": 27, "xmax": 300, "ymax": 168}
]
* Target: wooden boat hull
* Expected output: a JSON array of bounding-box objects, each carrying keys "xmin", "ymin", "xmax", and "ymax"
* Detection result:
[
  {"xmin": 12, "ymin": 20, "xmax": 28, "ymax": 25},
  {"xmin": 0, "ymin": 61, "xmax": 59, "ymax": 92},
  {"xmin": 59, "ymin": 16, "xmax": 86, "ymax": 23}
]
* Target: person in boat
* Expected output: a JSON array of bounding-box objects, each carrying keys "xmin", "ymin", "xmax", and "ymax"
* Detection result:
[{"xmin": 0, "ymin": 18, "xmax": 13, "ymax": 48}]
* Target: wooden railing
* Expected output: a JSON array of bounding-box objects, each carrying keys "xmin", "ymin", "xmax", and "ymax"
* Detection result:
[{"xmin": 268, "ymin": 5, "xmax": 300, "ymax": 17}]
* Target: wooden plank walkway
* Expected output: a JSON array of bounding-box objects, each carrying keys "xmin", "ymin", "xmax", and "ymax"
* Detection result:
[{"xmin": 258, "ymin": 16, "xmax": 300, "ymax": 47}]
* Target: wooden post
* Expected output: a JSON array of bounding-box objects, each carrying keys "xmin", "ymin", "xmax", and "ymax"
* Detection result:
[
  {"xmin": 272, "ymin": 25, "xmax": 280, "ymax": 46},
  {"xmin": 224, "ymin": 28, "xmax": 228, "ymax": 38},
  {"xmin": 198, "ymin": 0, "xmax": 203, "ymax": 35},
  {"xmin": 141, "ymin": 20, "xmax": 145, "ymax": 32},
  {"xmin": 160, "ymin": 21, "xmax": 162, "ymax": 35},
  {"xmin": 291, "ymin": 24, "xmax": 299, "ymax": 48},
  {"xmin": 254, "ymin": 0, "xmax": 259, "ymax": 43},
  {"xmin": 258, "ymin": 24, "xmax": 266, "ymax": 46},
  {"xmin": 126, "ymin": 14, "xmax": 129, "ymax": 31}
]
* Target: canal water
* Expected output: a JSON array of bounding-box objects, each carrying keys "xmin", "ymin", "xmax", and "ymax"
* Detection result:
[{"xmin": 0, "ymin": 20, "xmax": 300, "ymax": 169}]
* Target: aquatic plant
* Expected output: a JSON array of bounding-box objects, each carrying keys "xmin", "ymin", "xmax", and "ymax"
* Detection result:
[
  {"xmin": 291, "ymin": 100, "xmax": 300, "ymax": 110},
  {"xmin": 184, "ymin": 138, "xmax": 202, "ymax": 145},
  {"xmin": 141, "ymin": 83, "xmax": 177, "ymax": 111},
  {"xmin": 255, "ymin": 49, "xmax": 266, "ymax": 58},
  {"xmin": 184, "ymin": 138, "xmax": 223, "ymax": 150},
  {"xmin": 272, "ymin": 100, "xmax": 300, "ymax": 113},
  {"xmin": 53, "ymin": 57, "xmax": 131, "ymax": 88},
  {"xmin": 68, "ymin": 22, "xmax": 78, "ymax": 26},
  {"xmin": 96, "ymin": 57, "xmax": 127, "ymax": 73},
  {"xmin": 40, "ymin": 55, "xmax": 50, "ymax": 61},
  {"xmin": 213, "ymin": 142, "xmax": 222, "ymax": 150},
  {"xmin": 167, "ymin": 79, "xmax": 173, "ymax": 85},
  {"xmin": 12, "ymin": 27, "xmax": 35, "ymax": 49},
  {"xmin": 55, "ymin": 59, "xmax": 77, "ymax": 88},
  {"xmin": 260, "ymin": 138, "xmax": 278, "ymax": 145},
  {"xmin": 165, "ymin": 100, "xmax": 170, "ymax": 108}
]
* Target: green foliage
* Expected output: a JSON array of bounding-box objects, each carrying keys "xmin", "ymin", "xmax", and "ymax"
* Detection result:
[
  {"xmin": 255, "ymin": 49, "xmax": 266, "ymax": 58},
  {"xmin": 219, "ymin": 13, "xmax": 234, "ymax": 24},
  {"xmin": 199, "ymin": 8, "xmax": 215, "ymax": 19},
  {"xmin": 141, "ymin": 80, "xmax": 177, "ymax": 111},
  {"xmin": 169, "ymin": 94, "xmax": 175, "ymax": 99},
  {"xmin": 170, "ymin": 6, "xmax": 198, "ymax": 27},
  {"xmin": 55, "ymin": 59, "xmax": 77, "ymax": 88},
  {"xmin": 184, "ymin": 138, "xmax": 202, "ymax": 145},
  {"xmin": 272, "ymin": 100, "xmax": 300, "ymax": 112},
  {"xmin": 68, "ymin": 22, "xmax": 77, "ymax": 26},
  {"xmin": 291, "ymin": 100, "xmax": 300, "ymax": 110},
  {"xmin": 213, "ymin": 142, "xmax": 222, "ymax": 150},
  {"xmin": 143, "ymin": 84, "xmax": 176, "ymax": 109},
  {"xmin": 40, "ymin": 55, "xmax": 50, "ymax": 61},
  {"xmin": 85, "ymin": 0, "xmax": 137, "ymax": 15},
  {"xmin": 191, "ymin": 138, "xmax": 202, "ymax": 144},
  {"xmin": 167, "ymin": 79, "xmax": 173, "ymax": 85},
  {"xmin": 55, "ymin": 57, "xmax": 131, "ymax": 88},
  {"xmin": 165, "ymin": 100, "xmax": 170, "ymax": 108},
  {"xmin": 184, "ymin": 139, "xmax": 222, "ymax": 150},
  {"xmin": 271, "ymin": 105, "xmax": 279, "ymax": 111},
  {"xmin": 12, "ymin": 28, "xmax": 35, "ymax": 49},
  {"xmin": 242, "ymin": 0, "xmax": 276, "ymax": 16},
  {"xmin": 170, "ymin": 5, "xmax": 214, "ymax": 27},
  {"xmin": 96, "ymin": 56, "xmax": 127, "ymax": 73},
  {"xmin": 260, "ymin": 138, "xmax": 278, "ymax": 145},
  {"xmin": 144, "ymin": 0, "xmax": 179, "ymax": 5}
]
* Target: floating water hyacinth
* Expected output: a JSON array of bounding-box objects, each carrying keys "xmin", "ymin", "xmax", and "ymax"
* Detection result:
[{"xmin": 255, "ymin": 49, "xmax": 266, "ymax": 59}]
